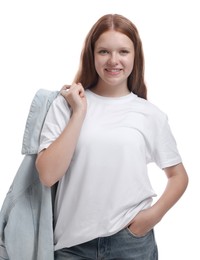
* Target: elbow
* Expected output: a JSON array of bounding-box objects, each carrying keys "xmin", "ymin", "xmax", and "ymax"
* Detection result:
[
  {"xmin": 39, "ymin": 176, "xmax": 55, "ymax": 188},
  {"xmin": 36, "ymin": 167, "xmax": 55, "ymax": 188},
  {"xmin": 37, "ymin": 171, "xmax": 54, "ymax": 188},
  {"xmin": 177, "ymin": 164, "xmax": 189, "ymax": 194},
  {"xmin": 184, "ymin": 171, "xmax": 189, "ymax": 191},
  {"xmin": 180, "ymin": 163, "xmax": 189, "ymax": 191}
]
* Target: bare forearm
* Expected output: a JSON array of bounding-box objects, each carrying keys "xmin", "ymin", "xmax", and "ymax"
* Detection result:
[
  {"xmin": 36, "ymin": 112, "xmax": 85, "ymax": 187},
  {"xmin": 152, "ymin": 163, "xmax": 188, "ymax": 221},
  {"xmin": 127, "ymin": 163, "xmax": 188, "ymax": 236}
]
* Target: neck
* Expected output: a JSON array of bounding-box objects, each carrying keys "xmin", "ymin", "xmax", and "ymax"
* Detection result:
[{"xmin": 91, "ymin": 84, "xmax": 130, "ymax": 97}]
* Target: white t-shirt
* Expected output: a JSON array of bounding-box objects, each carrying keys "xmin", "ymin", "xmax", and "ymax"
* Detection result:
[{"xmin": 38, "ymin": 90, "xmax": 182, "ymax": 250}]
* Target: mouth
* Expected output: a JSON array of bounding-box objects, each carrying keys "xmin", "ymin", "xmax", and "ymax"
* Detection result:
[{"xmin": 105, "ymin": 68, "xmax": 122, "ymax": 74}]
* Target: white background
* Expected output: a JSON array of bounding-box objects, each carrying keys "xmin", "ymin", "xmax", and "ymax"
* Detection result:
[{"xmin": 0, "ymin": 0, "xmax": 199, "ymax": 259}]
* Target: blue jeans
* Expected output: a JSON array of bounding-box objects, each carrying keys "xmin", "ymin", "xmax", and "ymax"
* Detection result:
[{"xmin": 54, "ymin": 228, "xmax": 158, "ymax": 259}]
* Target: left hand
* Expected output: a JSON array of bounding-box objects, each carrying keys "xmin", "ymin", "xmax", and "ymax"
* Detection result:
[
  {"xmin": 128, "ymin": 207, "xmax": 160, "ymax": 237},
  {"xmin": 128, "ymin": 163, "xmax": 188, "ymax": 237}
]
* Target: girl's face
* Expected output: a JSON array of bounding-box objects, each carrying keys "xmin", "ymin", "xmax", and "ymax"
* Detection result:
[{"xmin": 94, "ymin": 30, "xmax": 135, "ymax": 95}]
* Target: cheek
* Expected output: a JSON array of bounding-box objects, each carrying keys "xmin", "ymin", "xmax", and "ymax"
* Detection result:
[
  {"xmin": 94, "ymin": 58, "xmax": 103, "ymax": 74},
  {"xmin": 126, "ymin": 58, "xmax": 134, "ymax": 74},
  {"xmin": 94, "ymin": 60, "xmax": 99, "ymax": 74}
]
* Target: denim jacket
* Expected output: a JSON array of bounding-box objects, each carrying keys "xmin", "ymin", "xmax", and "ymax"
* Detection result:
[{"xmin": 0, "ymin": 89, "xmax": 59, "ymax": 260}]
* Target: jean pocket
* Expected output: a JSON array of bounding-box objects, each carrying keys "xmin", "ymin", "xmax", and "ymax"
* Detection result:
[{"xmin": 126, "ymin": 227, "xmax": 150, "ymax": 238}]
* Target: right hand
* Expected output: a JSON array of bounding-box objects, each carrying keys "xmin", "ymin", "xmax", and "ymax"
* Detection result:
[{"xmin": 61, "ymin": 83, "xmax": 87, "ymax": 116}]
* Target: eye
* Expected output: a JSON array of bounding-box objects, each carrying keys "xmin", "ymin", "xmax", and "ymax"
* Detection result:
[
  {"xmin": 98, "ymin": 50, "xmax": 109, "ymax": 55},
  {"xmin": 120, "ymin": 50, "xmax": 130, "ymax": 55}
]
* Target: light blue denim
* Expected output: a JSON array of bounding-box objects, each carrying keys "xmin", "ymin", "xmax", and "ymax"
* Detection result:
[
  {"xmin": 0, "ymin": 89, "xmax": 59, "ymax": 260},
  {"xmin": 54, "ymin": 228, "xmax": 158, "ymax": 260}
]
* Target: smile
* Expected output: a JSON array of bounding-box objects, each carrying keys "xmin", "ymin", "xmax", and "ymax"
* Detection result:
[
  {"xmin": 105, "ymin": 68, "xmax": 122, "ymax": 75},
  {"xmin": 105, "ymin": 69, "xmax": 122, "ymax": 72}
]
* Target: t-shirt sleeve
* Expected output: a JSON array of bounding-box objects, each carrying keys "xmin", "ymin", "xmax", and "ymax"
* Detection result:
[
  {"xmin": 38, "ymin": 94, "xmax": 71, "ymax": 153},
  {"xmin": 153, "ymin": 117, "xmax": 182, "ymax": 169}
]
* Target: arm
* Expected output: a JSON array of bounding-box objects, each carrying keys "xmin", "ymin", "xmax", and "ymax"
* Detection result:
[
  {"xmin": 128, "ymin": 163, "xmax": 188, "ymax": 236},
  {"xmin": 152, "ymin": 162, "xmax": 188, "ymax": 217},
  {"xmin": 35, "ymin": 83, "xmax": 87, "ymax": 187}
]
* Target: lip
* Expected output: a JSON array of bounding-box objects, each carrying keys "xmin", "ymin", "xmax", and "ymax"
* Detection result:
[
  {"xmin": 105, "ymin": 68, "xmax": 122, "ymax": 72},
  {"xmin": 105, "ymin": 68, "xmax": 122, "ymax": 75}
]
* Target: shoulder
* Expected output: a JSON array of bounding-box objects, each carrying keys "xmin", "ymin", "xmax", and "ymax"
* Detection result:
[
  {"xmin": 136, "ymin": 95, "xmax": 166, "ymax": 116},
  {"xmin": 133, "ymin": 95, "xmax": 168, "ymax": 125}
]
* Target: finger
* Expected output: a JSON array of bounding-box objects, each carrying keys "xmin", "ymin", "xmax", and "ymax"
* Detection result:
[
  {"xmin": 79, "ymin": 88, "xmax": 85, "ymax": 98},
  {"xmin": 60, "ymin": 88, "xmax": 70, "ymax": 97},
  {"xmin": 61, "ymin": 85, "xmax": 71, "ymax": 91},
  {"xmin": 60, "ymin": 89, "xmax": 67, "ymax": 97}
]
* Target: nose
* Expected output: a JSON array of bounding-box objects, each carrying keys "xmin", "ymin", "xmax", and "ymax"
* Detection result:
[{"xmin": 107, "ymin": 53, "xmax": 119, "ymax": 65}]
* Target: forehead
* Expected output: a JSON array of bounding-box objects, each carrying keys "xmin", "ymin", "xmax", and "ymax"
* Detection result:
[{"xmin": 95, "ymin": 30, "xmax": 134, "ymax": 48}]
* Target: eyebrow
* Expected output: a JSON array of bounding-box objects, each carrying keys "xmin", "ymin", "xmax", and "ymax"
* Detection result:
[{"xmin": 95, "ymin": 46, "xmax": 133, "ymax": 50}]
